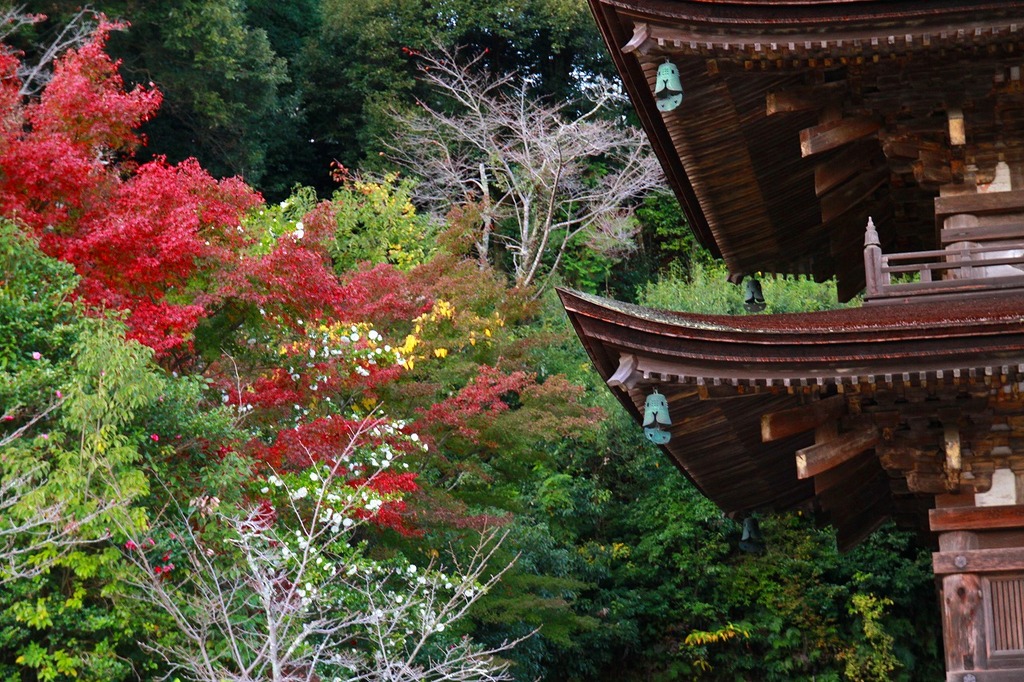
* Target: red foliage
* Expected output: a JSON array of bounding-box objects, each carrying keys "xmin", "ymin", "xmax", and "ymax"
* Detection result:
[
  {"xmin": 0, "ymin": 52, "xmax": 21, "ymax": 117},
  {"xmin": 221, "ymin": 241, "xmax": 351, "ymax": 326},
  {"xmin": 0, "ymin": 25, "xmax": 161, "ymax": 232},
  {"xmin": 248, "ymin": 415, "xmax": 418, "ymax": 472},
  {"xmin": 355, "ymin": 499, "xmax": 420, "ymax": 537},
  {"xmin": 45, "ymin": 158, "xmax": 260, "ymax": 351},
  {"xmin": 415, "ymin": 365, "xmax": 533, "ymax": 443},
  {"xmin": 234, "ymin": 369, "xmax": 304, "ymax": 412},
  {"xmin": 337, "ymin": 262, "xmax": 433, "ymax": 326},
  {"xmin": 31, "ymin": 24, "xmax": 161, "ymax": 152},
  {"xmin": 0, "ymin": 27, "xmax": 381, "ymax": 355}
]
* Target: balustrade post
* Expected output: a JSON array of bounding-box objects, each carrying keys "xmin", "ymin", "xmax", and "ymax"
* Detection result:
[{"xmin": 864, "ymin": 217, "xmax": 883, "ymax": 297}]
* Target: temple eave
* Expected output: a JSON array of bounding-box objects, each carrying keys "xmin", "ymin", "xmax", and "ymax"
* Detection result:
[{"xmin": 560, "ymin": 287, "xmax": 1024, "ymax": 550}]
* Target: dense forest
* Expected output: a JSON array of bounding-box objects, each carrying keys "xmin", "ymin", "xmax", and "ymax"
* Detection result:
[{"xmin": 0, "ymin": 3, "xmax": 944, "ymax": 680}]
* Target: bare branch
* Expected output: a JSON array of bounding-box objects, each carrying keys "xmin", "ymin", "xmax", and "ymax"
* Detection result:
[
  {"xmin": 0, "ymin": 6, "xmax": 105, "ymax": 96},
  {"xmin": 0, "ymin": 392, "xmax": 140, "ymax": 582},
  {"xmin": 386, "ymin": 45, "xmax": 666, "ymax": 293},
  {"xmin": 0, "ymin": 396, "xmax": 63, "ymax": 449}
]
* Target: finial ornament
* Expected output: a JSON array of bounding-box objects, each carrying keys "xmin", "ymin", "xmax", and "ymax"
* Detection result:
[{"xmin": 864, "ymin": 216, "xmax": 880, "ymax": 247}]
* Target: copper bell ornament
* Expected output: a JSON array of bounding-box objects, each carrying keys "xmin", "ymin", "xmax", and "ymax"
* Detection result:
[
  {"xmin": 655, "ymin": 61, "xmax": 683, "ymax": 112},
  {"xmin": 643, "ymin": 389, "xmax": 672, "ymax": 444}
]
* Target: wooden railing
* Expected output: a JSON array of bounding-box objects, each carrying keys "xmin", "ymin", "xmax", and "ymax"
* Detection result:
[{"xmin": 863, "ymin": 199, "xmax": 1024, "ymax": 303}]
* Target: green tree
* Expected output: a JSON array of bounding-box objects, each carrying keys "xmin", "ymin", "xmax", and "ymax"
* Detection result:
[
  {"xmin": 34, "ymin": 0, "xmax": 289, "ymax": 186},
  {"xmin": 299, "ymin": 0, "xmax": 609, "ymax": 187},
  {"xmin": 0, "ymin": 222, "xmax": 158, "ymax": 679},
  {"xmin": 642, "ymin": 259, "xmax": 858, "ymax": 316}
]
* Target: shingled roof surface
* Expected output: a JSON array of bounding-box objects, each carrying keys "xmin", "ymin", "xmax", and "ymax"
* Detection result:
[
  {"xmin": 564, "ymin": 288, "xmax": 1024, "ymax": 334},
  {"xmin": 560, "ymin": 288, "xmax": 1024, "ymax": 378}
]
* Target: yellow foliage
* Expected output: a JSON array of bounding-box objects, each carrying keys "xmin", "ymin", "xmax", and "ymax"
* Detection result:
[
  {"xmin": 684, "ymin": 623, "xmax": 750, "ymax": 647},
  {"xmin": 611, "ymin": 542, "xmax": 631, "ymax": 559}
]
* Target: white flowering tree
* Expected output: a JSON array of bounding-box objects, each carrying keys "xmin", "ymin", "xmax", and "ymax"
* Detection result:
[{"xmin": 121, "ymin": 428, "xmax": 521, "ymax": 682}]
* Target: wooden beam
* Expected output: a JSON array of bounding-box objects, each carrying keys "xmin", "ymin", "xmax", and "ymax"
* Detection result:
[
  {"xmin": 934, "ymin": 547, "xmax": 1024, "ymax": 575},
  {"xmin": 942, "ymin": 221, "xmax": 1024, "ymax": 243},
  {"xmin": 882, "ymin": 135, "xmax": 945, "ymax": 160},
  {"xmin": 814, "ymin": 140, "xmax": 882, "ymax": 197},
  {"xmin": 800, "ymin": 118, "xmax": 880, "ymax": 157},
  {"xmin": 878, "ymin": 443, "xmax": 922, "ymax": 472},
  {"xmin": 912, "ymin": 148, "xmax": 952, "ymax": 186},
  {"xmin": 935, "ymin": 189, "xmax": 1024, "ymax": 223},
  {"xmin": 907, "ymin": 471, "xmax": 954, "ymax": 495},
  {"xmin": 796, "ymin": 424, "xmax": 879, "ymax": 479},
  {"xmin": 819, "ymin": 164, "xmax": 890, "ymax": 223},
  {"xmin": 944, "ymin": 422, "xmax": 962, "ymax": 492},
  {"xmin": 607, "ymin": 353, "xmax": 638, "ymax": 389},
  {"xmin": 930, "ymin": 504, "xmax": 1024, "ymax": 532},
  {"xmin": 926, "ymin": 672, "xmax": 1024, "ymax": 681},
  {"xmin": 765, "ymin": 82, "xmax": 846, "ymax": 116},
  {"xmin": 761, "ymin": 394, "xmax": 847, "ymax": 442},
  {"xmin": 948, "ymin": 108, "xmax": 966, "ymax": 147}
]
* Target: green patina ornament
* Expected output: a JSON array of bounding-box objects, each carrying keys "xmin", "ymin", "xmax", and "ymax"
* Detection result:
[
  {"xmin": 655, "ymin": 61, "xmax": 683, "ymax": 112},
  {"xmin": 643, "ymin": 389, "xmax": 671, "ymax": 427},
  {"xmin": 644, "ymin": 425, "xmax": 671, "ymax": 445}
]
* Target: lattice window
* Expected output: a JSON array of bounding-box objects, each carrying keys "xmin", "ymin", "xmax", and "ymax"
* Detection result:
[{"xmin": 989, "ymin": 576, "xmax": 1024, "ymax": 653}]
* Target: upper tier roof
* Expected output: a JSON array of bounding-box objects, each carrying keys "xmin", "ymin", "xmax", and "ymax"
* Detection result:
[{"xmin": 589, "ymin": 0, "xmax": 1024, "ymax": 298}]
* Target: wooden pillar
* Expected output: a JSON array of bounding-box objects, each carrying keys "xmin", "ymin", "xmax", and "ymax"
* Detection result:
[{"xmin": 939, "ymin": 530, "xmax": 986, "ymax": 679}]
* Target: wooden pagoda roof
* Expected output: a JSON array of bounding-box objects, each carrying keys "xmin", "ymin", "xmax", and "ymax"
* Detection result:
[
  {"xmin": 590, "ymin": 0, "xmax": 1024, "ymax": 299},
  {"xmin": 560, "ymin": 288, "xmax": 1024, "ymax": 547}
]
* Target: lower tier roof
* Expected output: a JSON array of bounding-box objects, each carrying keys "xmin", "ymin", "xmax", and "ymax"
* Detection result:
[{"xmin": 559, "ymin": 288, "xmax": 1024, "ymax": 549}]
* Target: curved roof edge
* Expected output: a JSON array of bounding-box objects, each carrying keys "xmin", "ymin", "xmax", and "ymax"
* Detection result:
[{"xmin": 559, "ymin": 288, "xmax": 1024, "ymax": 385}]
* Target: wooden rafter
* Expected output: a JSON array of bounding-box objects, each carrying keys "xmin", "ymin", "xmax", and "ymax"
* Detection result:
[
  {"xmin": 800, "ymin": 118, "xmax": 880, "ymax": 158},
  {"xmin": 766, "ymin": 82, "xmax": 846, "ymax": 116},
  {"xmin": 819, "ymin": 164, "xmax": 890, "ymax": 223},
  {"xmin": 761, "ymin": 394, "xmax": 847, "ymax": 442},
  {"xmin": 796, "ymin": 423, "xmax": 879, "ymax": 479},
  {"xmin": 814, "ymin": 140, "xmax": 883, "ymax": 197}
]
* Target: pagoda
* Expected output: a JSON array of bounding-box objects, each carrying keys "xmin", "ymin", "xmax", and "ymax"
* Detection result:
[{"xmin": 562, "ymin": 2, "xmax": 1024, "ymax": 679}]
